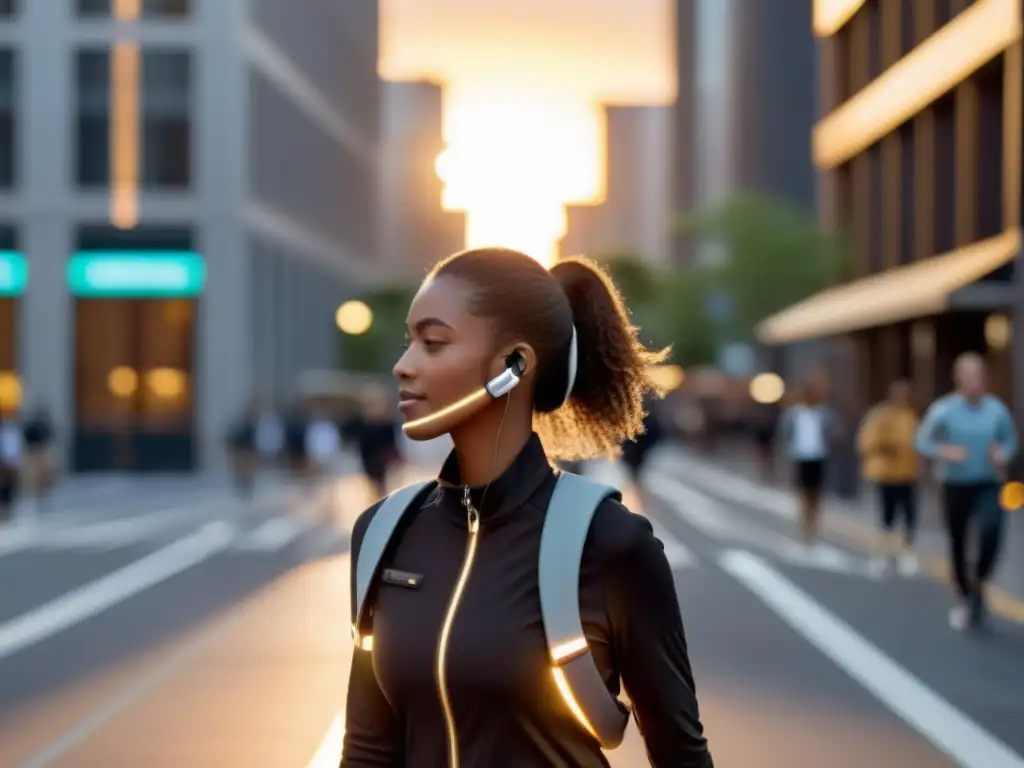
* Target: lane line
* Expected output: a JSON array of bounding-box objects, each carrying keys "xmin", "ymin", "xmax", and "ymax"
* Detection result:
[
  {"xmin": 583, "ymin": 461, "xmax": 696, "ymax": 569},
  {"xmin": 648, "ymin": 473, "xmax": 871, "ymax": 575},
  {"xmin": 0, "ymin": 521, "xmax": 235, "ymax": 660},
  {"xmin": 649, "ymin": 519, "xmax": 697, "ymax": 568},
  {"xmin": 720, "ymin": 549, "xmax": 1024, "ymax": 768},
  {"xmin": 307, "ymin": 710, "xmax": 346, "ymax": 768}
]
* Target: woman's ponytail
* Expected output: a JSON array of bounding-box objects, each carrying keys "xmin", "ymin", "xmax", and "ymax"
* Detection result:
[{"xmin": 537, "ymin": 256, "xmax": 669, "ymax": 460}]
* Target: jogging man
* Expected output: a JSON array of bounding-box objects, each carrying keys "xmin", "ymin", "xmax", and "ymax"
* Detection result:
[{"xmin": 916, "ymin": 353, "xmax": 1018, "ymax": 630}]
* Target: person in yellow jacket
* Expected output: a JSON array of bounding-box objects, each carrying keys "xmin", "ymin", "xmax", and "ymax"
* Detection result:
[{"xmin": 858, "ymin": 380, "xmax": 921, "ymax": 576}]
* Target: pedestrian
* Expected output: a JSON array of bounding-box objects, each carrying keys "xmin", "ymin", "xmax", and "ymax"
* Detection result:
[
  {"xmin": 916, "ymin": 352, "xmax": 1018, "ymax": 631},
  {"xmin": 0, "ymin": 414, "xmax": 21, "ymax": 524},
  {"xmin": 342, "ymin": 249, "xmax": 713, "ymax": 767},
  {"xmin": 857, "ymin": 380, "xmax": 920, "ymax": 577},
  {"xmin": 349, "ymin": 388, "xmax": 402, "ymax": 499},
  {"xmin": 780, "ymin": 373, "xmax": 836, "ymax": 547}
]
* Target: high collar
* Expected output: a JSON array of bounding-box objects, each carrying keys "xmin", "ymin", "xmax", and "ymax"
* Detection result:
[{"xmin": 436, "ymin": 433, "xmax": 553, "ymax": 526}]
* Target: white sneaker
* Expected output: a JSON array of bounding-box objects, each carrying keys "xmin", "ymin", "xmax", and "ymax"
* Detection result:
[
  {"xmin": 867, "ymin": 556, "xmax": 890, "ymax": 579},
  {"xmin": 949, "ymin": 603, "xmax": 969, "ymax": 631},
  {"xmin": 897, "ymin": 552, "xmax": 919, "ymax": 577}
]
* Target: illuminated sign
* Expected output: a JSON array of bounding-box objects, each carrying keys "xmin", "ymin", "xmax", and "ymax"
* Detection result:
[
  {"xmin": 67, "ymin": 250, "xmax": 205, "ymax": 297},
  {"xmin": 0, "ymin": 251, "xmax": 28, "ymax": 296}
]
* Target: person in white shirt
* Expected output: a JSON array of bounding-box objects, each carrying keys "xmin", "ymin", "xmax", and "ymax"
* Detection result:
[
  {"xmin": 0, "ymin": 417, "xmax": 21, "ymax": 523},
  {"xmin": 780, "ymin": 375, "xmax": 835, "ymax": 545}
]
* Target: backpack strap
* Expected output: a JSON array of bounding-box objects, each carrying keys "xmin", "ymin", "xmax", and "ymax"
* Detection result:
[
  {"xmin": 539, "ymin": 472, "xmax": 631, "ymax": 749},
  {"xmin": 353, "ymin": 480, "xmax": 435, "ymax": 644}
]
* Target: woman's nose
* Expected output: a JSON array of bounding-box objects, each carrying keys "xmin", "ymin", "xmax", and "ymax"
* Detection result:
[{"xmin": 393, "ymin": 348, "xmax": 415, "ymax": 382}]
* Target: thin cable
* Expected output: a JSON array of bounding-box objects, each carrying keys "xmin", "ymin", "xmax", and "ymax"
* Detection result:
[{"xmin": 477, "ymin": 390, "xmax": 512, "ymax": 516}]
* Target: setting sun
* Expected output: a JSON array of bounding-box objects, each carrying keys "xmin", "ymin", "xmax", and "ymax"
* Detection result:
[
  {"xmin": 435, "ymin": 92, "xmax": 606, "ymax": 264},
  {"xmin": 380, "ymin": 0, "xmax": 674, "ymax": 265}
]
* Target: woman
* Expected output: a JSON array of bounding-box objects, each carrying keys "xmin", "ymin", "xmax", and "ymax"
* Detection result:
[
  {"xmin": 342, "ymin": 249, "xmax": 714, "ymax": 767},
  {"xmin": 781, "ymin": 374, "xmax": 835, "ymax": 546}
]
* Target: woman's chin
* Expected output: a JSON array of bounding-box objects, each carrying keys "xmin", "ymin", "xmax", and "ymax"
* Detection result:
[{"xmin": 401, "ymin": 408, "xmax": 447, "ymax": 442}]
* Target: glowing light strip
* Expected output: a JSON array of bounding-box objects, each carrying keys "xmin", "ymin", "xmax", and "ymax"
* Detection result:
[
  {"xmin": 813, "ymin": 0, "xmax": 866, "ymax": 37},
  {"xmin": 110, "ymin": 41, "xmax": 139, "ymax": 229},
  {"xmin": 814, "ymin": 0, "xmax": 1022, "ymax": 169},
  {"xmin": 756, "ymin": 228, "xmax": 1021, "ymax": 344},
  {"xmin": 110, "ymin": 0, "xmax": 140, "ymax": 230},
  {"xmin": 551, "ymin": 667, "xmax": 600, "ymax": 742}
]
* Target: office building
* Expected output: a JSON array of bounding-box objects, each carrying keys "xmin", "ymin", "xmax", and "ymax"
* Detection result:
[
  {"xmin": 379, "ymin": 80, "xmax": 464, "ymax": 274},
  {"xmin": 670, "ymin": 0, "xmax": 697, "ymax": 264},
  {"xmin": 757, "ymin": 0, "xmax": 1023, "ymax": 415},
  {"xmin": 688, "ymin": 0, "xmax": 816, "ymax": 264},
  {"xmin": 560, "ymin": 105, "xmax": 672, "ymax": 264},
  {"xmin": 0, "ymin": 0, "xmax": 382, "ymax": 472}
]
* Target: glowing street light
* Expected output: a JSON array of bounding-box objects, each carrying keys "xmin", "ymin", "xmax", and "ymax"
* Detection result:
[
  {"xmin": 750, "ymin": 373, "xmax": 785, "ymax": 404},
  {"xmin": 336, "ymin": 300, "xmax": 373, "ymax": 335}
]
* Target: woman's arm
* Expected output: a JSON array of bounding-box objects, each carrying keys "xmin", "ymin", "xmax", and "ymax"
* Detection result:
[
  {"xmin": 604, "ymin": 508, "xmax": 714, "ymax": 768},
  {"xmin": 341, "ymin": 648, "xmax": 401, "ymax": 766},
  {"xmin": 341, "ymin": 505, "xmax": 402, "ymax": 767}
]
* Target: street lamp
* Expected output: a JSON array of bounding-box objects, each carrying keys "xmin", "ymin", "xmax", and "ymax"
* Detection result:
[
  {"xmin": 336, "ymin": 300, "xmax": 373, "ymax": 335},
  {"xmin": 749, "ymin": 373, "xmax": 785, "ymax": 404}
]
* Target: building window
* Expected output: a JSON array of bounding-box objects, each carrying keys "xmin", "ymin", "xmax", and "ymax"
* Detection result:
[
  {"xmin": 935, "ymin": 0, "xmax": 953, "ymax": 28},
  {"xmin": 899, "ymin": 122, "xmax": 915, "ymax": 263},
  {"xmin": 933, "ymin": 96, "xmax": 956, "ymax": 254},
  {"xmin": 899, "ymin": 0, "xmax": 916, "ymax": 56},
  {"xmin": 977, "ymin": 60, "xmax": 1005, "ymax": 240},
  {"xmin": 75, "ymin": 48, "xmax": 192, "ymax": 189},
  {"xmin": 76, "ymin": 50, "xmax": 109, "ymax": 188},
  {"xmin": 0, "ymin": 50, "xmax": 12, "ymax": 189},
  {"xmin": 866, "ymin": 0, "xmax": 883, "ymax": 81},
  {"xmin": 77, "ymin": 0, "xmax": 191, "ymax": 18},
  {"xmin": 142, "ymin": 51, "xmax": 190, "ymax": 187},
  {"xmin": 868, "ymin": 144, "xmax": 884, "ymax": 271}
]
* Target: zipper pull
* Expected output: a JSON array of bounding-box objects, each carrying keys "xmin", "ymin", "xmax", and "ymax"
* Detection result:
[{"xmin": 462, "ymin": 486, "xmax": 480, "ymax": 534}]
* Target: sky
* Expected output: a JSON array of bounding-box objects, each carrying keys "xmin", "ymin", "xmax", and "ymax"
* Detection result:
[{"xmin": 380, "ymin": 0, "xmax": 676, "ymax": 264}]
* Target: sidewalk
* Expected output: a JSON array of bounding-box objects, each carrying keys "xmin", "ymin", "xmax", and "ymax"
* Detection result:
[{"xmin": 655, "ymin": 442, "xmax": 1024, "ymax": 621}]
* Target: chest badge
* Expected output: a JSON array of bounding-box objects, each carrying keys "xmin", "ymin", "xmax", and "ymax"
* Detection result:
[{"xmin": 381, "ymin": 568, "xmax": 424, "ymax": 588}]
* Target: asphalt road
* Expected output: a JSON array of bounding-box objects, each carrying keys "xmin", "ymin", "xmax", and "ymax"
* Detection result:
[{"xmin": 0, "ymin": 456, "xmax": 1021, "ymax": 768}]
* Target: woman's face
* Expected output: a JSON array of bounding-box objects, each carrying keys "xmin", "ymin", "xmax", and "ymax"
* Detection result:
[{"xmin": 393, "ymin": 276, "xmax": 496, "ymax": 430}]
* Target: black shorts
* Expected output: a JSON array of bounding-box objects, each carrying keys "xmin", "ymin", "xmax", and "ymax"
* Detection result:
[{"xmin": 795, "ymin": 459, "xmax": 826, "ymax": 492}]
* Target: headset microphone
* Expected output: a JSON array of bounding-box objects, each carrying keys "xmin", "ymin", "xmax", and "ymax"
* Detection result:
[{"xmin": 402, "ymin": 351, "xmax": 528, "ymax": 440}]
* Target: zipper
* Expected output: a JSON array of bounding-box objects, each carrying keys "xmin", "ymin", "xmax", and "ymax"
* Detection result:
[{"xmin": 436, "ymin": 485, "xmax": 482, "ymax": 768}]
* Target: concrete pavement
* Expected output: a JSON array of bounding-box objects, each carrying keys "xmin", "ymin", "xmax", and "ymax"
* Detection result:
[{"xmin": 0, "ymin": 456, "xmax": 1021, "ymax": 766}]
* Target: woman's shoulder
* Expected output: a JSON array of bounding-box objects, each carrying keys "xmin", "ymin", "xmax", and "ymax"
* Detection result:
[
  {"xmin": 585, "ymin": 495, "xmax": 662, "ymax": 567},
  {"xmin": 351, "ymin": 483, "xmax": 440, "ymax": 558}
]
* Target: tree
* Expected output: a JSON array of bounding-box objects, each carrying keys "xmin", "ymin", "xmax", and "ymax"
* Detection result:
[
  {"xmin": 599, "ymin": 251, "xmax": 716, "ymax": 367},
  {"xmin": 338, "ymin": 286, "xmax": 417, "ymax": 373},
  {"xmin": 675, "ymin": 192, "xmax": 850, "ymax": 339}
]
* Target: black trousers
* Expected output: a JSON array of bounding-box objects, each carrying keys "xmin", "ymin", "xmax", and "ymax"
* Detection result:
[
  {"xmin": 878, "ymin": 483, "xmax": 917, "ymax": 544},
  {"xmin": 942, "ymin": 482, "xmax": 1003, "ymax": 599}
]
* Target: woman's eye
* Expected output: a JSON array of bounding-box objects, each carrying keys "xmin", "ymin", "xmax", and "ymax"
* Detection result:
[{"xmin": 423, "ymin": 339, "xmax": 446, "ymax": 351}]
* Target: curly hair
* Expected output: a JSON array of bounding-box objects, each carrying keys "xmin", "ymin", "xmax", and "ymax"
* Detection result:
[{"xmin": 430, "ymin": 248, "xmax": 669, "ymax": 460}]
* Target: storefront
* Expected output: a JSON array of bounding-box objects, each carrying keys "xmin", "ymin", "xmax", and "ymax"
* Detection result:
[
  {"xmin": 0, "ymin": 227, "xmax": 26, "ymax": 417},
  {"xmin": 70, "ymin": 227, "xmax": 203, "ymax": 472}
]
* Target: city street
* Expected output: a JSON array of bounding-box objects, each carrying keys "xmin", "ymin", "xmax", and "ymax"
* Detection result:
[{"xmin": 0, "ymin": 453, "xmax": 1022, "ymax": 767}]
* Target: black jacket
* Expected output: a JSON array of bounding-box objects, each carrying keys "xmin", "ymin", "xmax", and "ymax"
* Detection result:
[{"xmin": 342, "ymin": 434, "xmax": 714, "ymax": 767}]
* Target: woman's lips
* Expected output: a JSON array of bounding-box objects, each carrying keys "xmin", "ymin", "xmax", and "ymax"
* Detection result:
[{"xmin": 398, "ymin": 394, "xmax": 426, "ymax": 415}]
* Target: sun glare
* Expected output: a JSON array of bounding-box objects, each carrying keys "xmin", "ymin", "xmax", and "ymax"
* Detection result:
[{"xmin": 436, "ymin": 91, "xmax": 606, "ymax": 265}]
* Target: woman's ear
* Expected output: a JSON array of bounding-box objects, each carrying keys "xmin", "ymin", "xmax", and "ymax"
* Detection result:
[{"xmin": 493, "ymin": 343, "xmax": 537, "ymax": 381}]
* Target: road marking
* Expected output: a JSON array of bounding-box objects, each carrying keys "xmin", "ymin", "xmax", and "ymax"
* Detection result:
[
  {"xmin": 0, "ymin": 521, "xmax": 235, "ymax": 660},
  {"xmin": 649, "ymin": 519, "xmax": 697, "ymax": 568},
  {"xmin": 720, "ymin": 549, "xmax": 1024, "ymax": 768},
  {"xmin": 582, "ymin": 461, "xmax": 696, "ymax": 569},
  {"xmin": 648, "ymin": 473, "xmax": 873, "ymax": 576},
  {"xmin": 308, "ymin": 710, "xmax": 346, "ymax": 768},
  {"xmin": 235, "ymin": 516, "xmax": 309, "ymax": 552}
]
